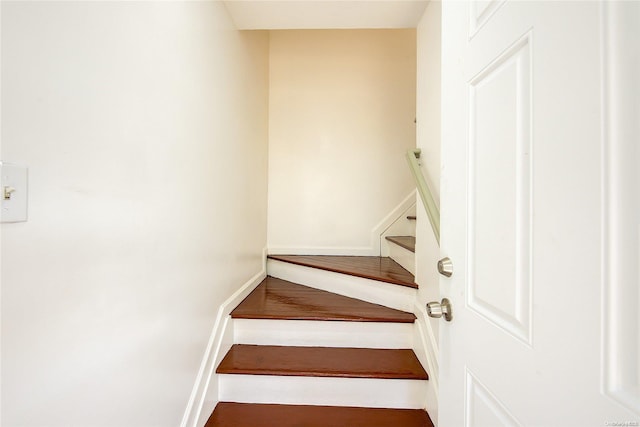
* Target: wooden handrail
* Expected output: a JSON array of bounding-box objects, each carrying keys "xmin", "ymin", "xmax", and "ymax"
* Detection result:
[{"xmin": 406, "ymin": 149, "xmax": 440, "ymax": 245}]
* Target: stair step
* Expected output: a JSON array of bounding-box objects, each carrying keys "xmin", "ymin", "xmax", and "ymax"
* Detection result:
[
  {"xmin": 267, "ymin": 258, "xmax": 416, "ymax": 312},
  {"xmin": 231, "ymin": 277, "xmax": 416, "ymax": 323},
  {"xmin": 385, "ymin": 236, "xmax": 416, "ymax": 253},
  {"xmin": 217, "ymin": 344, "xmax": 428, "ymax": 380},
  {"xmin": 267, "ymin": 255, "xmax": 417, "ymax": 289},
  {"xmin": 206, "ymin": 402, "xmax": 435, "ymax": 427}
]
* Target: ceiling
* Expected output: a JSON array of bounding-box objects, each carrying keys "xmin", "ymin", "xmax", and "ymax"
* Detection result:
[{"xmin": 222, "ymin": 0, "xmax": 430, "ymax": 30}]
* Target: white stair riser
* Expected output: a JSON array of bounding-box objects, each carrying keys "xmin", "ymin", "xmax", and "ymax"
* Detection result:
[
  {"xmin": 234, "ymin": 319, "xmax": 413, "ymax": 349},
  {"xmin": 219, "ymin": 375, "xmax": 427, "ymax": 409},
  {"xmin": 267, "ymin": 259, "xmax": 416, "ymax": 312},
  {"xmin": 388, "ymin": 243, "xmax": 416, "ymax": 275}
]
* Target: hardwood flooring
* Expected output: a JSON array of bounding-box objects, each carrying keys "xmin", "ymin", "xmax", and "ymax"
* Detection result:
[
  {"xmin": 385, "ymin": 236, "xmax": 416, "ymax": 253},
  {"xmin": 268, "ymin": 255, "xmax": 417, "ymax": 289},
  {"xmin": 231, "ymin": 277, "xmax": 416, "ymax": 323},
  {"xmin": 216, "ymin": 344, "xmax": 428, "ymax": 380},
  {"xmin": 205, "ymin": 402, "xmax": 435, "ymax": 427}
]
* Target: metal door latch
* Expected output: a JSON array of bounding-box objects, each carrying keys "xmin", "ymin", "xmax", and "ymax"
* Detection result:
[
  {"xmin": 437, "ymin": 257, "xmax": 453, "ymax": 277},
  {"xmin": 426, "ymin": 298, "xmax": 453, "ymax": 321}
]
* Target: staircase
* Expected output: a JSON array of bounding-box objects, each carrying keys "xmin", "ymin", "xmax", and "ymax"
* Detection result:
[
  {"xmin": 204, "ymin": 255, "xmax": 434, "ymax": 426},
  {"xmin": 383, "ymin": 211, "xmax": 417, "ymax": 275}
]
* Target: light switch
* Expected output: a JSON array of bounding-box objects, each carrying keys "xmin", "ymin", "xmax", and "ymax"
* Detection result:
[{"xmin": 1, "ymin": 162, "xmax": 28, "ymax": 223}]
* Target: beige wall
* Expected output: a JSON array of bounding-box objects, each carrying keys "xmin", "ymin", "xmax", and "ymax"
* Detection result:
[
  {"xmin": 1, "ymin": 2, "xmax": 269, "ymax": 426},
  {"xmin": 267, "ymin": 29, "xmax": 417, "ymax": 254}
]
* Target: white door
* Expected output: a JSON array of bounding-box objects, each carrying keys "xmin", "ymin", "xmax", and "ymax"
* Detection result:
[{"xmin": 439, "ymin": 1, "xmax": 640, "ymax": 426}]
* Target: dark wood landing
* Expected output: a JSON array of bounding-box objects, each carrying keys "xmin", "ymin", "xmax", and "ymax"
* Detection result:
[
  {"xmin": 217, "ymin": 344, "xmax": 428, "ymax": 380},
  {"xmin": 268, "ymin": 255, "xmax": 417, "ymax": 289},
  {"xmin": 231, "ymin": 277, "xmax": 416, "ymax": 323},
  {"xmin": 206, "ymin": 402, "xmax": 435, "ymax": 427},
  {"xmin": 386, "ymin": 236, "xmax": 416, "ymax": 253}
]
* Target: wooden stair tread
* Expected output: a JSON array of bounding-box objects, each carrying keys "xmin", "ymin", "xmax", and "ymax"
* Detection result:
[
  {"xmin": 385, "ymin": 236, "xmax": 416, "ymax": 253},
  {"xmin": 268, "ymin": 255, "xmax": 417, "ymax": 289},
  {"xmin": 216, "ymin": 344, "xmax": 428, "ymax": 380},
  {"xmin": 231, "ymin": 277, "xmax": 416, "ymax": 323},
  {"xmin": 206, "ymin": 402, "xmax": 435, "ymax": 427}
]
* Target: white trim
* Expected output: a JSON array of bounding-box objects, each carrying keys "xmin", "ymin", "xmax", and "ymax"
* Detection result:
[
  {"xmin": 600, "ymin": 1, "xmax": 640, "ymax": 416},
  {"xmin": 268, "ymin": 246, "xmax": 375, "ymax": 256},
  {"xmin": 413, "ymin": 302, "xmax": 439, "ymax": 388},
  {"xmin": 180, "ymin": 250, "xmax": 267, "ymax": 427},
  {"xmin": 413, "ymin": 302, "xmax": 439, "ymax": 414},
  {"xmin": 268, "ymin": 191, "xmax": 417, "ymax": 257}
]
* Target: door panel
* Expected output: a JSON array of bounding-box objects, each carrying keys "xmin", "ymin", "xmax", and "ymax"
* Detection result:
[
  {"xmin": 440, "ymin": 1, "xmax": 640, "ymax": 425},
  {"xmin": 465, "ymin": 369, "xmax": 520, "ymax": 427},
  {"xmin": 469, "ymin": 0, "xmax": 506, "ymax": 39},
  {"xmin": 467, "ymin": 32, "xmax": 531, "ymax": 344}
]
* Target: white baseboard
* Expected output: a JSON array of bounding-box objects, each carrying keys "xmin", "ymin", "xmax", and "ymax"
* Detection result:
[
  {"xmin": 180, "ymin": 255, "xmax": 267, "ymax": 427},
  {"xmin": 412, "ymin": 301, "xmax": 440, "ymax": 422},
  {"xmin": 268, "ymin": 246, "xmax": 375, "ymax": 256}
]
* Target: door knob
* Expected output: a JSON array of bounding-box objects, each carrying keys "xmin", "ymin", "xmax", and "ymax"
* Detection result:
[
  {"xmin": 426, "ymin": 298, "xmax": 452, "ymax": 321},
  {"xmin": 437, "ymin": 257, "xmax": 453, "ymax": 277}
]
